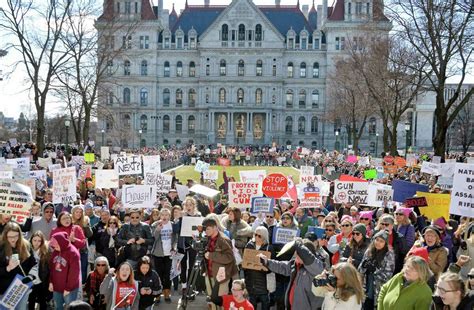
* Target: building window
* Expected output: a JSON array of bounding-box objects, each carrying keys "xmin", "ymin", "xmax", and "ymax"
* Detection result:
[
  {"xmin": 272, "ymin": 94, "xmax": 276, "ymax": 104},
  {"xmin": 287, "ymin": 62, "xmax": 294, "ymax": 78},
  {"xmin": 238, "ymin": 60, "xmax": 245, "ymax": 76},
  {"xmin": 300, "ymin": 62, "xmax": 306, "ymax": 78},
  {"xmin": 176, "ymin": 61, "xmax": 183, "ymax": 77},
  {"xmin": 222, "ymin": 24, "xmax": 228, "ymax": 41},
  {"xmin": 255, "ymin": 88, "xmax": 263, "ymax": 105},
  {"xmin": 140, "ymin": 60, "xmax": 148, "ymax": 76},
  {"xmin": 164, "ymin": 61, "xmax": 170, "ymax": 77},
  {"xmin": 286, "ymin": 90, "xmax": 293, "ymax": 108},
  {"xmin": 188, "ymin": 89, "xmax": 196, "ymax": 107},
  {"xmin": 189, "ymin": 61, "xmax": 196, "ymax": 77},
  {"xmin": 123, "ymin": 88, "xmax": 131, "ymax": 104},
  {"xmin": 164, "ymin": 37, "xmax": 170, "ymax": 48},
  {"xmin": 107, "ymin": 60, "xmax": 114, "ymax": 75},
  {"xmin": 285, "ymin": 116, "xmax": 293, "ymax": 134},
  {"xmin": 175, "ymin": 115, "xmax": 183, "ymax": 133},
  {"xmin": 298, "ymin": 117, "xmax": 305, "ymax": 134},
  {"xmin": 335, "ymin": 37, "xmax": 345, "ymax": 50},
  {"xmin": 140, "ymin": 115, "xmax": 148, "ymax": 132},
  {"xmin": 140, "ymin": 88, "xmax": 148, "ymax": 106},
  {"xmin": 163, "ymin": 115, "xmax": 170, "ymax": 133},
  {"xmin": 311, "ymin": 116, "xmax": 318, "ymax": 133},
  {"xmin": 124, "ymin": 60, "xmax": 131, "ymax": 75},
  {"xmin": 123, "ymin": 114, "xmax": 131, "ymax": 128},
  {"xmin": 139, "ymin": 36, "xmax": 149, "ymax": 49},
  {"xmin": 299, "ymin": 90, "xmax": 306, "ymax": 108},
  {"xmin": 122, "ymin": 35, "xmax": 132, "ymax": 49},
  {"xmin": 219, "ymin": 88, "xmax": 226, "ymax": 103},
  {"xmin": 313, "ymin": 62, "xmax": 320, "ymax": 78},
  {"xmin": 108, "ymin": 92, "xmax": 114, "ymax": 105},
  {"xmin": 256, "ymin": 60, "xmax": 263, "ymax": 76},
  {"xmin": 163, "ymin": 88, "xmax": 170, "ymax": 106},
  {"xmin": 314, "ymin": 38, "xmax": 320, "ymax": 49},
  {"xmin": 356, "ymin": 2, "xmax": 363, "ymax": 14},
  {"xmin": 188, "ymin": 116, "xmax": 195, "ymax": 134},
  {"xmin": 177, "ymin": 37, "xmax": 183, "ymax": 49},
  {"xmin": 237, "ymin": 88, "xmax": 244, "ymax": 103},
  {"xmin": 189, "ymin": 37, "xmax": 196, "ymax": 48},
  {"xmin": 176, "ymin": 89, "xmax": 183, "ymax": 106},
  {"xmin": 238, "ymin": 24, "xmax": 245, "ymax": 41},
  {"xmin": 106, "ymin": 118, "xmax": 113, "ymax": 132},
  {"xmin": 255, "ymin": 24, "xmax": 262, "ymax": 41},
  {"xmin": 220, "ymin": 60, "xmax": 226, "ymax": 76},
  {"xmin": 272, "ymin": 64, "xmax": 277, "ymax": 76},
  {"xmin": 206, "ymin": 64, "xmax": 210, "ymax": 76},
  {"xmin": 312, "ymin": 90, "xmax": 319, "ymax": 107},
  {"xmin": 369, "ymin": 117, "xmax": 377, "ymax": 134},
  {"xmin": 301, "ymin": 38, "xmax": 307, "ymax": 49}
]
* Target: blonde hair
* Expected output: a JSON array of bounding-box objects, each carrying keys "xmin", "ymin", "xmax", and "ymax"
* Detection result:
[
  {"xmin": 403, "ymin": 256, "xmax": 431, "ymax": 283},
  {"xmin": 332, "ymin": 262, "xmax": 364, "ymax": 304},
  {"xmin": 184, "ymin": 197, "xmax": 197, "ymax": 213},
  {"xmin": 72, "ymin": 206, "xmax": 89, "ymax": 227}
]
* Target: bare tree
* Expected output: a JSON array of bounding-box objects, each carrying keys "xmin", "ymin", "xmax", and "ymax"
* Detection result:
[
  {"xmin": 450, "ymin": 100, "xmax": 474, "ymax": 155},
  {"xmin": 388, "ymin": 0, "xmax": 474, "ymax": 158},
  {"xmin": 0, "ymin": 0, "xmax": 72, "ymax": 154}
]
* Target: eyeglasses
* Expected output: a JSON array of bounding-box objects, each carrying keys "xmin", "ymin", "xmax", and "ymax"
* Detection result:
[
  {"xmin": 395, "ymin": 213, "xmax": 404, "ymax": 216},
  {"xmin": 231, "ymin": 288, "xmax": 243, "ymax": 292},
  {"xmin": 360, "ymin": 218, "xmax": 370, "ymax": 221},
  {"xmin": 380, "ymin": 223, "xmax": 391, "ymax": 227},
  {"xmin": 108, "ymin": 222, "xmax": 117, "ymax": 225},
  {"xmin": 436, "ymin": 286, "xmax": 458, "ymax": 294},
  {"xmin": 97, "ymin": 264, "xmax": 106, "ymax": 267},
  {"xmin": 266, "ymin": 215, "xmax": 274, "ymax": 219},
  {"xmin": 352, "ymin": 232, "xmax": 362, "ymax": 236},
  {"xmin": 255, "ymin": 234, "xmax": 262, "ymax": 238},
  {"xmin": 341, "ymin": 224, "xmax": 352, "ymax": 228},
  {"xmin": 325, "ymin": 229, "xmax": 334, "ymax": 232}
]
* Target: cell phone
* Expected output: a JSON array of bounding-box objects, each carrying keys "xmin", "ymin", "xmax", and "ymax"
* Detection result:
[{"xmin": 11, "ymin": 254, "xmax": 19, "ymax": 262}]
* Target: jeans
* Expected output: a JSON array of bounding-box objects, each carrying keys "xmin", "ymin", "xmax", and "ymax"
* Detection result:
[
  {"xmin": 249, "ymin": 293, "xmax": 270, "ymax": 310},
  {"xmin": 80, "ymin": 251, "xmax": 88, "ymax": 284},
  {"xmin": 53, "ymin": 288, "xmax": 79, "ymax": 310}
]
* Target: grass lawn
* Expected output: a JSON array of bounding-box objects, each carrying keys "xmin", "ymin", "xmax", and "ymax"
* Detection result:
[{"xmin": 169, "ymin": 165, "xmax": 300, "ymax": 187}]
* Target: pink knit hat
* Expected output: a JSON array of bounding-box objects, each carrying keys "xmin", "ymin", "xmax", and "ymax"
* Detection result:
[
  {"xmin": 396, "ymin": 207, "xmax": 412, "ymax": 217},
  {"xmin": 340, "ymin": 215, "xmax": 353, "ymax": 225},
  {"xmin": 433, "ymin": 217, "xmax": 447, "ymax": 230},
  {"xmin": 359, "ymin": 211, "xmax": 373, "ymax": 220}
]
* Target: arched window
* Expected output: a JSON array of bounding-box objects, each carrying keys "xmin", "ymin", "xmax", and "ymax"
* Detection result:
[
  {"xmin": 312, "ymin": 90, "xmax": 319, "ymax": 107},
  {"xmin": 256, "ymin": 60, "xmax": 263, "ymax": 76},
  {"xmin": 220, "ymin": 59, "xmax": 226, "ymax": 76},
  {"xmin": 123, "ymin": 88, "xmax": 131, "ymax": 104},
  {"xmin": 123, "ymin": 114, "xmax": 131, "ymax": 128},
  {"xmin": 237, "ymin": 88, "xmax": 244, "ymax": 103},
  {"xmin": 163, "ymin": 139, "xmax": 169, "ymax": 145},
  {"xmin": 311, "ymin": 116, "xmax": 318, "ymax": 133},
  {"xmin": 188, "ymin": 115, "xmax": 196, "ymax": 134},
  {"xmin": 299, "ymin": 141, "xmax": 305, "ymax": 146},
  {"xmin": 313, "ymin": 62, "xmax": 320, "ymax": 78},
  {"xmin": 176, "ymin": 89, "xmax": 183, "ymax": 106},
  {"xmin": 140, "ymin": 115, "xmax": 148, "ymax": 132},
  {"xmin": 238, "ymin": 24, "xmax": 245, "ymax": 41},
  {"xmin": 255, "ymin": 24, "xmax": 262, "ymax": 41},
  {"xmin": 188, "ymin": 89, "xmax": 196, "ymax": 107},
  {"xmin": 140, "ymin": 88, "xmax": 148, "ymax": 106},
  {"xmin": 221, "ymin": 24, "xmax": 228, "ymax": 41},
  {"xmin": 163, "ymin": 115, "xmax": 170, "ymax": 133},
  {"xmin": 300, "ymin": 62, "xmax": 306, "ymax": 78},
  {"xmin": 312, "ymin": 141, "xmax": 318, "ymax": 148},
  {"xmin": 238, "ymin": 60, "xmax": 245, "ymax": 76},
  {"xmin": 255, "ymin": 88, "xmax": 263, "ymax": 105},
  {"xmin": 219, "ymin": 88, "xmax": 226, "ymax": 103},
  {"xmin": 299, "ymin": 89, "xmax": 306, "ymax": 108},
  {"xmin": 175, "ymin": 115, "xmax": 183, "ymax": 133},
  {"xmin": 163, "ymin": 88, "xmax": 170, "ymax": 106},
  {"xmin": 140, "ymin": 139, "xmax": 146, "ymax": 148},
  {"xmin": 164, "ymin": 61, "xmax": 170, "ymax": 77},
  {"xmin": 176, "ymin": 139, "xmax": 181, "ymax": 145},
  {"xmin": 298, "ymin": 116, "xmax": 305, "ymax": 134},
  {"xmin": 189, "ymin": 61, "xmax": 196, "ymax": 77},
  {"xmin": 140, "ymin": 60, "xmax": 148, "ymax": 76},
  {"xmin": 369, "ymin": 117, "xmax": 377, "ymax": 134},
  {"xmin": 285, "ymin": 116, "xmax": 293, "ymax": 134},
  {"xmin": 286, "ymin": 90, "xmax": 294, "ymax": 107},
  {"xmin": 176, "ymin": 61, "xmax": 183, "ymax": 77},
  {"xmin": 124, "ymin": 60, "xmax": 130, "ymax": 75},
  {"xmin": 287, "ymin": 62, "xmax": 294, "ymax": 78}
]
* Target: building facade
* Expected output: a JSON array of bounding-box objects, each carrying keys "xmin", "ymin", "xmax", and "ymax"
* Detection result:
[{"xmin": 96, "ymin": 0, "xmax": 391, "ymax": 149}]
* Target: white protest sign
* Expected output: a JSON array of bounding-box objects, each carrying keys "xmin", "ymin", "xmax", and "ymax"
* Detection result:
[
  {"xmin": 48, "ymin": 164, "xmax": 61, "ymax": 172},
  {"xmin": 29, "ymin": 170, "xmax": 47, "ymax": 181},
  {"xmin": 437, "ymin": 176, "xmax": 453, "ymax": 191},
  {"xmin": 16, "ymin": 179, "xmax": 36, "ymax": 199},
  {"xmin": 449, "ymin": 163, "xmax": 474, "ymax": 217},
  {"xmin": 228, "ymin": 182, "xmax": 262, "ymax": 209},
  {"xmin": 432, "ymin": 156, "xmax": 441, "ymax": 164},
  {"xmin": 298, "ymin": 181, "xmax": 330, "ymax": 198},
  {"xmin": 358, "ymin": 157, "xmax": 370, "ymax": 166},
  {"xmin": 142, "ymin": 155, "xmax": 161, "ymax": 174},
  {"xmin": 194, "ymin": 160, "xmax": 210, "ymax": 173},
  {"xmin": 406, "ymin": 154, "xmax": 417, "ymax": 167},
  {"xmin": 203, "ymin": 170, "xmax": 218, "ymax": 181},
  {"xmin": 145, "ymin": 173, "xmax": 172, "ymax": 194},
  {"xmin": 301, "ymin": 147, "xmax": 310, "ymax": 155},
  {"xmin": 176, "ymin": 184, "xmax": 190, "ymax": 201},
  {"xmin": 70, "ymin": 156, "xmax": 85, "ymax": 166},
  {"xmin": 334, "ymin": 181, "xmax": 369, "ymax": 204},
  {"xmin": 100, "ymin": 146, "xmax": 110, "ymax": 160},
  {"xmin": 370, "ymin": 158, "xmax": 383, "ymax": 167},
  {"xmin": 300, "ymin": 166, "xmax": 314, "ymax": 177},
  {"xmin": 37, "ymin": 157, "xmax": 52, "ymax": 168},
  {"xmin": 299, "ymin": 175, "xmax": 322, "ymax": 184},
  {"xmin": 367, "ymin": 183, "xmax": 393, "ymax": 207},
  {"xmin": 189, "ymin": 184, "xmax": 220, "ymax": 198},
  {"xmin": 272, "ymin": 228, "xmax": 300, "ymax": 244},
  {"xmin": 0, "ymin": 180, "xmax": 33, "ymax": 223},
  {"xmin": 250, "ymin": 197, "xmax": 274, "ymax": 214},
  {"xmin": 421, "ymin": 161, "xmax": 440, "ymax": 175},
  {"xmin": 0, "ymin": 164, "xmax": 13, "ymax": 179},
  {"xmin": 180, "ymin": 216, "xmax": 205, "ymax": 237},
  {"xmin": 6, "ymin": 158, "xmax": 30, "ymax": 172},
  {"xmin": 440, "ymin": 163, "xmax": 455, "ymax": 178},
  {"xmin": 467, "ymin": 157, "xmax": 474, "ymax": 164},
  {"xmin": 52, "ymin": 167, "xmax": 77, "ymax": 204},
  {"xmin": 445, "ymin": 158, "xmax": 456, "ymax": 163},
  {"xmin": 239, "ymin": 170, "xmax": 266, "ymax": 183},
  {"xmin": 95, "ymin": 170, "xmax": 119, "ymax": 189},
  {"xmin": 121, "ymin": 185, "xmax": 156, "ymax": 209},
  {"xmin": 8, "ymin": 138, "xmax": 18, "ymax": 147},
  {"xmin": 299, "ymin": 198, "xmax": 322, "ymax": 208},
  {"xmin": 170, "ymin": 253, "xmax": 184, "ymax": 280},
  {"xmin": 114, "ymin": 154, "xmax": 142, "ymax": 175}
]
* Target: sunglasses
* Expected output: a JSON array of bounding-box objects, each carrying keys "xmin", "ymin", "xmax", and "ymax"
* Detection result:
[
  {"xmin": 97, "ymin": 264, "xmax": 107, "ymax": 267},
  {"xmin": 360, "ymin": 218, "xmax": 370, "ymax": 221},
  {"xmin": 255, "ymin": 234, "xmax": 262, "ymax": 238},
  {"xmin": 352, "ymin": 232, "xmax": 362, "ymax": 236},
  {"xmin": 109, "ymin": 222, "xmax": 117, "ymax": 225},
  {"xmin": 395, "ymin": 213, "xmax": 404, "ymax": 216},
  {"xmin": 341, "ymin": 224, "xmax": 352, "ymax": 227},
  {"xmin": 381, "ymin": 223, "xmax": 391, "ymax": 227},
  {"xmin": 266, "ymin": 215, "xmax": 274, "ymax": 218},
  {"xmin": 282, "ymin": 217, "xmax": 291, "ymax": 220},
  {"xmin": 325, "ymin": 229, "xmax": 334, "ymax": 232},
  {"xmin": 468, "ymin": 275, "xmax": 474, "ymax": 279}
]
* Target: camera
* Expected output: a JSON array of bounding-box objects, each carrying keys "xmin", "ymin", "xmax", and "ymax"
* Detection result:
[
  {"xmin": 191, "ymin": 225, "xmax": 208, "ymax": 255},
  {"xmin": 362, "ymin": 259, "xmax": 378, "ymax": 272},
  {"xmin": 313, "ymin": 273, "xmax": 337, "ymax": 288}
]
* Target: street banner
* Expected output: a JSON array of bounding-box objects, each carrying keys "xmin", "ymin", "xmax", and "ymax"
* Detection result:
[
  {"xmin": 262, "ymin": 173, "xmax": 288, "ymax": 199},
  {"xmin": 100, "ymin": 147, "xmax": 110, "ymax": 160},
  {"xmin": 334, "ymin": 181, "xmax": 369, "ymax": 204},
  {"xmin": 114, "ymin": 154, "xmax": 142, "ymax": 175},
  {"xmin": 228, "ymin": 182, "xmax": 262, "ymax": 209},
  {"xmin": 203, "ymin": 170, "xmax": 218, "ymax": 181},
  {"xmin": 242, "ymin": 249, "xmax": 271, "ymax": 271},
  {"xmin": 52, "ymin": 167, "xmax": 77, "ymax": 204},
  {"xmin": 364, "ymin": 169, "xmax": 377, "ymax": 180},
  {"xmin": 300, "ymin": 174, "xmax": 322, "ymax": 184},
  {"xmin": 142, "ymin": 155, "xmax": 161, "ymax": 174},
  {"xmin": 392, "ymin": 179, "xmax": 429, "ymax": 202},
  {"xmin": 367, "ymin": 183, "xmax": 393, "ymax": 207},
  {"xmin": 239, "ymin": 170, "xmax": 266, "ymax": 183},
  {"xmin": 37, "ymin": 157, "xmax": 52, "ymax": 168},
  {"xmin": 189, "ymin": 184, "xmax": 220, "ymax": 198},
  {"xmin": 421, "ymin": 161, "xmax": 441, "ymax": 175},
  {"xmin": 145, "ymin": 173, "xmax": 172, "ymax": 194},
  {"xmin": 300, "ymin": 166, "xmax": 314, "ymax": 177},
  {"xmin": 449, "ymin": 163, "xmax": 474, "ymax": 217},
  {"xmin": 416, "ymin": 192, "xmax": 450, "ymax": 220},
  {"xmin": 250, "ymin": 197, "xmax": 274, "ymax": 214},
  {"xmin": 194, "ymin": 160, "xmax": 210, "ymax": 173},
  {"xmin": 121, "ymin": 185, "xmax": 156, "ymax": 209},
  {"xmin": 405, "ymin": 197, "xmax": 428, "ymax": 208},
  {"xmin": 180, "ymin": 216, "xmax": 205, "ymax": 237},
  {"xmin": 95, "ymin": 170, "xmax": 119, "ymax": 189},
  {"xmin": 272, "ymin": 227, "xmax": 300, "ymax": 244},
  {"xmin": 0, "ymin": 180, "xmax": 33, "ymax": 223}
]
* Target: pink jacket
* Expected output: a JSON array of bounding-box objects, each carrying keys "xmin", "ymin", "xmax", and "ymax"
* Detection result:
[{"xmin": 50, "ymin": 224, "xmax": 87, "ymax": 250}]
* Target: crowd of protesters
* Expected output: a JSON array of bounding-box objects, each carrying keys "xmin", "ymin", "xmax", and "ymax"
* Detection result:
[{"xmin": 0, "ymin": 140, "xmax": 473, "ymax": 310}]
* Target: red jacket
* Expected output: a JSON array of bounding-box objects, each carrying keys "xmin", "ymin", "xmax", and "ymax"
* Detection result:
[
  {"xmin": 49, "ymin": 232, "xmax": 81, "ymax": 292},
  {"xmin": 50, "ymin": 224, "xmax": 87, "ymax": 250}
]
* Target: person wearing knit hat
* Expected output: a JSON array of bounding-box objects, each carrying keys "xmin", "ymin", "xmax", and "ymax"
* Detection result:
[
  {"xmin": 407, "ymin": 246, "xmax": 430, "ymax": 263},
  {"xmin": 395, "ymin": 207, "xmax": 416, "ymax": 249},
  {"xmin": 422, "ymin": 225, "xmax": 448, "ymax": 279},
  {"xmin": 340, "ymin": 223, "xmax": 370, "ymax": 268},
  {"xmin": 374, "ymin": 230, "xmax": 389, "ymax": 243},
  {"xmin": 328, "ymin": 214, "xmax": 353, "ymax": 265},
  {"xmin": 359, "ymin": 210, "xmax": 374, "ymax": 237}
]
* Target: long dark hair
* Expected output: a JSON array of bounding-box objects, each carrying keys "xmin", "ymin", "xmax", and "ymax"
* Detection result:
[{"xmin": 367, "ymin": 237, "xmax": 388, "ymax": 265}]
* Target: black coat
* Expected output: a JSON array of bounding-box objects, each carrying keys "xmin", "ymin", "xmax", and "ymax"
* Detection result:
[
  {"xmin": 341, "ymin": 238, "xmax": 370, "ymax": 268},
  {"xmin": 244, "ymin": 241, "xmax": 274, "ymax": 296},
  {"xmin": 431, "ymin": 293, "xmax": 474, "ymax": 310},
  {"xmin": 135, "ymin": 269, "xmax": 162, "ymax": 309},
  {"xmin": 0, "ymin": 245, "xmax": 38, "ymax": 294}
]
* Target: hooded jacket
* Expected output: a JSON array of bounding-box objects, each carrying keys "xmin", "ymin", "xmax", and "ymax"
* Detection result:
[
  {"xmin": 49, "ymin": 231, "xmax": 81, "ymax": 293},
  {"xmin": 50, "ymin": 224, "xmax": 87, "ymax": 251},
  {"xmin": 26, "ymin": 204, "xmax": 57, "ymax": 240}
]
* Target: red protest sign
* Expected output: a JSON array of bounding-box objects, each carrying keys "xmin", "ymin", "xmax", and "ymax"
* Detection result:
[
  {"xmin": 405, "ymin": 197, "xmax": 428, "ymax": 208},
  {"xmin": 262, "ymin": 173, "xmax": 288, "ymax": 199},
  {"xmin": 384, "ymin": 156, "xmax": 394, "ymax": 164},
  {"xmin": 217, "ymin": 158, "xmax": 231, "ymax": 166}
]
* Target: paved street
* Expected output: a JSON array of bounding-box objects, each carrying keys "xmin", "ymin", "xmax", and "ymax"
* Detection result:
[{"xmin": 154, "ymin": 293, "xmax": 208, "ymax": 310}]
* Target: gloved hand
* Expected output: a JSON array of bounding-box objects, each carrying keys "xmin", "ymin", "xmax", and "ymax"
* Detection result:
[{"xmin": 21, "ymin": 276, "xmax": 33, "ymax": 284}]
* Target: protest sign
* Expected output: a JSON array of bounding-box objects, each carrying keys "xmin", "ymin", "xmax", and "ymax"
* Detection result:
[
  {"xmin": 217, "ymin": 157, "xmax": 231, "ymax": 166},
  {"xmin": 52, "ymin": 167, "xmax": 77, "ymax": 204},
  {"xmin": 37, "ymin": 157, "xmax": 52, "ymax": 168},
  {"xmin": 371, "ymin": 158, "xmax": 383, "ymax": 167},
  {"xmin": 439, "ymin": 163, "xmax": 455, "ymax": 178},
  {"xmin": 307, "ymin": 226, "xmax": 326, "ymax": 239},
  {"xmin": 180, "ymin": 216, "xmax": 205, "ymax": 237},
  {"xmin": 239, "ymin": 170, "xmax": 266, "ymax": 183},
  {"xmin": 189, "ymin": 184, "xmax": 220, "ymax": 198},
  {"xmin": 405, "ymin": 197, "xmax": 428, "ymax": 208},
  {"xmin": 228, "ymin": 182, "xmax": 262, "ymax": 209},
  {"xmin": 300, "ymin": 198, "xmax": 322, "ymax": 208},
  {"xmin": 121, "ymin": 185, "xmax": 156, "ymax": 209},
  {"xmin": 250, "ymin": 197, "xmax": 274, "ymax": 214},
  {"xmin": 420, "ymin": 161, "xmax": 440, "ymax": 175},
  {"xmin": 262, "ymin": 173, "xmax": 288, "ymax": 199},
  {"xmin": 334, "ymin": 181, "xmax": 369, "ymax": 204},
  {"xmin": 300, "ymin": 166, "xmax": 314, "ymax": 177},
  {"xmin": 145, "ymin": 173, "xmax": 172, "ymax": 194},
  {"xmin": 29, "ymin": 170, "xmax": 46, "ymax": 181},
  {"xmin": 346, "ymin": 155, "xmax": 358, "ymax": 163},
  {"xmin": 0, "ymin": 165, "xmax": 13, "ymax": 179},
  {"xmin": 203, "ymin": 170, "xmax": 218, "ymax": 180},
  {"xmin": 364, "ymin": 169, "xmax": 377, "ymax": 180},
  {"xmin": 383, "ymin": 165, "xmax": 398, "ymax": 174},
  {"xmin": 48, "ymin": 164, "xmax": 61, "ymax": 172},
  {"xmin": 416, "ymin": 192, "xmax": 450, "ymax": 220},
  {"xmin": 16, "ymin": 179, "xmax": 36, "ymax": 199},
  {"xmin": 406, "ymin": 154, "xmax": 417, "ymax": 167},
  {"xmin": 432, "ymin": 156, "xmax": 442, "ymax": 164},
  {"xmin": 170, "ymin": 253, "xmax": 184, "ymax": 280},
  {"xmin": 467, "ymin": 157, "xmax": 474, "ymax": 164},
  {"xmin": 175, "ymin": 184, "xmax": 190, "ymax": 201},
  {"xmin": 300, "ymin": 174, "xmax": 323, "ymax": 184},
  {"xmin": 95, "ymin": 170, "xmax": 119, "ymax": 189},
  {"xmin": 339, "ymin": 175, "xmax": 366, "ymax": 182},
  {"xmin": 242, "ymin": 249, "xmax": 271, "ymax": 271},
  {"xmin": 194, "ymin": 160, "xmax": 210, "ymax": 173},
  {"xmin": 392, "ymin": 179, "xmax": 429, "ymax": 202},
  {"xmin": 142, "ymin": 155, "xmax": 161, "ymax": 174},
  {"xmin": 84, "ymin": 153, "xmax": 95, "ymax": 163},
  {"xmin": 6, "ymin": 158, "xmax": 30, "ymax": 173},
  {"xmin": 277, "ymin": 156, "xmax": 286, "ymax": 164},
  {"xmin": 114, "ymin": 155, "xmax": 142, "ymax": 175},
  {"xmin": 100, "ymin": 146, "xmax": 110, "ymax": 160},
  {"xmin": 449, "ymin": 163, "xmax": 474, "ymax": 218},
  {"xmin": 0, "ymin": 274, "xmax": 33, "ymax": 309},
  {"xmin": 272, "ymin": 227, "xmax": 300, "ymax": 244},
  {"xmin": 367, "ymin": 183, "xmax": 393, "ymax": 207},
  {"xmin": 437, "ymin": 176, "xmax": 453, "ymax": 190},
  {"xmin": 394, "ymin": 157, "xmax": 407, "ymax": 168},
  {"xmin": 301, "ymin": 181, "xmax": 330, "ymax": 197},
  {"xmin": 8, "ymin": 138, "xmax": 18, "ymax": 147},
  {"xmin": 358, "ymin": 157, "xmax": 370, "ymax": 166},
  {"xmin": 0, "ymin": 180, "xmax": 33, "ymax": 223}
]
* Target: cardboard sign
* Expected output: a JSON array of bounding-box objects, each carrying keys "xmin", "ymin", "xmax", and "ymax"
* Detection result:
[
  {"xmin": 52, "ymin": 167, "xmax": 77, "ymax": 204},
  {"xmin": 449, "ymin": 163, "xmax": 474, "ymax": 218},
  {"xmin": 239, "ymin": 170, "xmax": 266, "ymax": 183},
  {"xmin": 95, "ymin": 170, "xmax": 119, "ymax": 189},
  {"xmin": 364, "ymin": 169, "xmax": 377, "ymax": 180},
  {"xmin": 194, "ymin": 160, "xmax": 210, "ymax": 173},
  {"xmin": 250, "ymin": 197, "xmax": 274, "ymax": 214},
  {"xmin": 272, "ymin": 227, "xmax": 300, "ymax": 244},
  {"xmin": 242, "ymin": 249, "xmax": 271, "ymax": 271},
  {"xmin": 405, "ymin": 197, "xmax": 428, "ymax": 208},
  {"xmin": 0, "ymin": 180, "xmax": 33, "ymax": 223},
  {"xmin": 145, "ymin": 173, "xmax": 172, "ymax": 194},
  {"xmin": 114, "ymin": 155, "xmax": 142, "ymax": 175},
  {"xmin": 421, "ymin": 162, "xmax": 440, "ymax": 175},
  {"xmin": 300, "ymin": 166, "xmax": 314, "ymax": 177},
  {"xmin": 121, "ymin": 185, "xmax": 157, "ymax": 209},
  {"xmin": 392, "ymin": 180, "xmax": 429, "ymax": 203},
  {"xmin": 176, "ymin": 184, "xmax": 190, "ymax": 201},
  {"xmin": 262, "ymin": 173, "xmax": 288, "ymax": 199},
  {"xmin": 180, "ymin": 216, "xmax": 205, "ymax": 237},
  {"xmin": 100, "ymin": 146, "xmax": 110, "ymax": 160},
  {"xmin": 417, "ymin": 192, "xmax": 450, "ymax": 220},
  {"xmin": 189, "ymin": 184, "xmax": 220, "ymax": 198},
  {"xmin": 367, "ymin": 183, "xmax": 393, "ymax": 207},
  {"xmin": 142, "ymin": 155, "xmax": 161, "ymax": 174},
  {"xmin": 334, "ymin": 181, "xmax": 369, "ymax": 204},
  {"xmin": 228, "ymin": 182, "xmax": 262, "ymax": 209},
  {"xmin": 203, "ymin": 170, "xmax": 218, "ymax": 180}
]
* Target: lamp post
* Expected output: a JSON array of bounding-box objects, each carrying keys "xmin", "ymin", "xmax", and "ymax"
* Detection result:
[
  {"xmin": 101, "ymin": 129, "xmax": 105, "ymax": 147},
  {"xmin": 405, "ymin": 121, "xmax": 411, "ymax": 159},
  {"xmin": 64, "ymin": 120, "xmax": 70, "ymax": 156},
  {"xmin": 375, "ymin": 132, "xmax": 379, "ymax": 157},
  {"xmin": 335, "ymin": 129, "xmax": 340, "ymax": 152},
  {"xmin": 138, "ymin": 129, "xmax": 142, "ymax": 149}
]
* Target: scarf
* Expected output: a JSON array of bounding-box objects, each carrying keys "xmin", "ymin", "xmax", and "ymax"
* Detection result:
[{"xmin": 90, "ymin": 270, "xmax": 106, "ymax": 295}]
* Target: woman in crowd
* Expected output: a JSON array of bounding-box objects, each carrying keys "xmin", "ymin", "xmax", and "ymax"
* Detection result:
[
  {"xmin": 377, "ymin": 256, "xmax": 432, "ymax": 309},
  {"xmin": 100, "ymin": 262, "xmax": 140, "ymax": 310},
  {"xmin": 170, "ymin": 205, "xmax": 182, "ymax": 292},
  {"xmin": 341, "ymin": 223, "xmax": 370, "ymax": 268},
  {"xmin": 359, "ymin": 211, "xmax": 374, "ymax": 238},
  {"xmin": 84, "ymin": 256, "xmax": 109, "ymax": 310},
  {"xmin": 420, "ymin": 226, "xmax": 448, "ymax": 280},
  {"xmin": 28, "ymin": 231, "xmax": 51, "ymax": 310},
  {"xmin": 211, "ymin": 272, "xmax": 255, "ymax": 310},
  {"xmin": 71, "ymin": 205, "xmax": 93, "ymax": 283},
  {"xmin": 328, "ymin": 215, "xmax": 353, "ymax": 265},
  {"xmin": 432, "ymin": 272, "xmax": 474, "ymax": 310},
  {"xmin": 358, "ymin": 230, "xmax": 396, "ymax": 310},
  {"xmin": 395, "ymin": 207, "xmax": 416, "ymax": 250},
  {"xmin": 50, "ymin": 211, "xmax": 87, "ymax": 253},
  {"xmin": 0, "ymin": 222, "xmax": 38, "ymax": 309},
  {"xmin": 146, "ymin": 209, "xmax": 160, "ymax": 226},
  {"xmin": 222, "ymin": 206, "xmax": 253, "ymax": 255},
  {"xmin": 99, "ymin": 215, "xmax": 121, "ymax": 268},
  {"xmin": 134, "ymin": 256, "xmax": 162, "ymax": 310},
  {"xmin": 295, "ymin": 207, "xmax": 313, "ymax": 238}
]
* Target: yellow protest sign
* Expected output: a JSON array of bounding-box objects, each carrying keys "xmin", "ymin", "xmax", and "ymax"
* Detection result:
[
  {"xmin": 416, "ymin": 191, "xmax": 450, "ymax": 220},
  {"xmin": 84, "ymin": 153, "xmax": 95, "ymax": 163}
]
